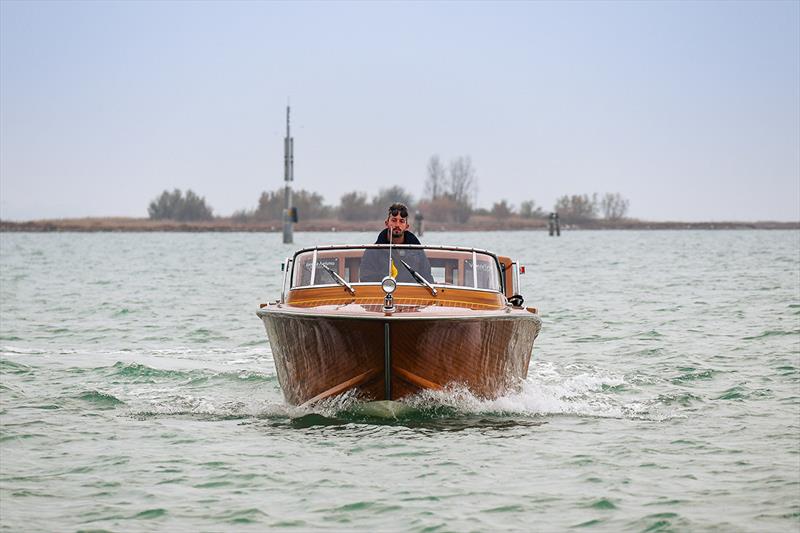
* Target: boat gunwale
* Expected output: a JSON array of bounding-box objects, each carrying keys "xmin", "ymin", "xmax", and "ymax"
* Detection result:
[{"xmin": 257, "ymin": 305, "xmax": 540, "ymax": 322}]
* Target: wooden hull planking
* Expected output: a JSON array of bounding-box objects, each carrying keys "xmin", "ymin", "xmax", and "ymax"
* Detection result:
[{"xmin": 260, "ymin": 306, "xmax": 542, "ymax": 405}]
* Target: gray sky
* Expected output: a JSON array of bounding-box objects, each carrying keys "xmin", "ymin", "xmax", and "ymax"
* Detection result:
[{"xmin": 1, "ymin": 0, "xmax": 798, "ymax": 222}]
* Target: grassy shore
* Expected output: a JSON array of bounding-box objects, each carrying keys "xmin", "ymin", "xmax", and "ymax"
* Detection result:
[{"xmin": 1, "ymin": 216, "xmax": 797, "ymax": 232}]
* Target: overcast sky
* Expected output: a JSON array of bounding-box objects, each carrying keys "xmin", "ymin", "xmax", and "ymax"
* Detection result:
[{"xmin": 1, "ymin": 0, "xmax": 798, "ymax": 222}]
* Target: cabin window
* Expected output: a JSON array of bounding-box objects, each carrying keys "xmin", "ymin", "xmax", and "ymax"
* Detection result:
[
  {"xmin": 428, "ymin": 258, "xmax": 459, "ymax": 285},
  {"xmin": 293, "ymin": 251, "xmax": 342, "ymax": 287},
  {"xmin": 345, "ymin": 257, "xmax": 361, "ymax": 283},
  {"xmin": 464, "ymin": 257, "xmax": 502, "ymax": 291},
  {"xmin": 430, "ymin": 265, "xmax": 446, "ymax": 283}
]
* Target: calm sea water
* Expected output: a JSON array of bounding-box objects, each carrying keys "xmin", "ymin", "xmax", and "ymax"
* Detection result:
[{"xmin": 1, "ymin": 230, "xmax": 798, "ymax": 532}]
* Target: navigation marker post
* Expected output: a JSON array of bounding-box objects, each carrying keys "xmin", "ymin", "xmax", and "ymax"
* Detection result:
[{"xmin": 282, "ymin": 105, "xmax": 295, "ymax": 244}]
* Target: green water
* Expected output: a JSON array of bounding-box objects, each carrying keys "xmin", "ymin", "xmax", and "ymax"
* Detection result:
[{"xmin": 1, "ymin": 230, "xmax": 798, "ymax": 531}]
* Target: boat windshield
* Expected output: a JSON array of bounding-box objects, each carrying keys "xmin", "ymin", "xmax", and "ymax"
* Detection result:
[{"xmin": 291, "ymin": 246, "xmax": 502, "ymax": 292}]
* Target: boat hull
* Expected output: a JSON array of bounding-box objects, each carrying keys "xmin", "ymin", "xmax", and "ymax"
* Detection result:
[{"xmin": 259, "ymin": 306, "xmax": 541, "ymax": 405}]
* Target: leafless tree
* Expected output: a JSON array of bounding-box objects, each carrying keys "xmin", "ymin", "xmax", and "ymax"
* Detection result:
[
  {"xmin": 600, "ymin": 192, "xmax": 630, "ymax": 220},
  {"xmin": 448, "ymin": 156, "xmax": 477, "ymax": 206},
  {"xmin": 554, "ymin": 194, "xmax": 598, "ymax": 223},
  {"xmin": 424, "ymin": 155, "xmax": 447, "ymax": 200},
  {"xmin": 443, "ymin": 156, "xmax": 478, "ymax": 223}
]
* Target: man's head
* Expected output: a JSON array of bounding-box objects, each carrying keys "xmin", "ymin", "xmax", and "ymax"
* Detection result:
[{"xmin": 385, "ymin": 202, "xmax": 409, "ymax": 244}]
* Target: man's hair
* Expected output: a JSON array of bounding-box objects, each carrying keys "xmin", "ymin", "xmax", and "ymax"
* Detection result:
[{"xmin": 387, "ymin": 203, "xmax": 409, "ymax": 219}]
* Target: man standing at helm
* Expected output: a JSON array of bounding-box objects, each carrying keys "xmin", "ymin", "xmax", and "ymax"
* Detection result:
[{"xmin": 360, "ymin": 203, "xmax": 433, "ymax": 283}]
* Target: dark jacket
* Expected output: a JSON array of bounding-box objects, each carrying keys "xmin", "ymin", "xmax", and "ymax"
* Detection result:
[{"xmin": 359, "ymin": 230, "xmax": 434, "ymax": 283}]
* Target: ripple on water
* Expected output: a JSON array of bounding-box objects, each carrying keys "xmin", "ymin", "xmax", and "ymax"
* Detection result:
[
  {"xmin": 633, "ymin": 512, "xmax": 692, "ymax": 532},
  {"xmin": 76, "ymin": 390, "xmax": 125, "ymax": 409},
  {"xmin": 588, "ymin": 498, "xmax": 617, "ymax": 510},
  {"xmin": 714, "ymin": 385, "xmax": 775, "ymax": 401},
  {"xmin": 742, "ymin": 329, "xmax": 800, "ymax": 340},
  {"xmin": 671, "ymin": 368, "xmax": 718, "ymax": 383},
  {"xmin": 573, "ymin": 518, "xmax": 606, "ymax": 528},
  {"xmin": 216, "ymin": 508, "xmax": 270, "ymax": 524},
  {"xmin": 132, "ymin": 508, "xmax": 167, "ymax": 520},
  {"xmin": 0, "ymin": 359, "xmax": 34, "ymax": 374}
]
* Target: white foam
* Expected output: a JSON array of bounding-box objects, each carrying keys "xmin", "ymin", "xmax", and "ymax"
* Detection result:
[{"xmin": 400, "ymin": 362, "xmax": 674, "ymax": 421}]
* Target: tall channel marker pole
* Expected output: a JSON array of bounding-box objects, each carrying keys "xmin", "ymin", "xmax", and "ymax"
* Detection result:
[{"xmin": 282, "ymin": 106, "xmax": 294, "ymax": 244}]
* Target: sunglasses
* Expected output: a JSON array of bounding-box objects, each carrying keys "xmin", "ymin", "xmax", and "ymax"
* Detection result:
[{"xmin": 389, "ymin": 208, "xmax": 408, "ymax": 218}]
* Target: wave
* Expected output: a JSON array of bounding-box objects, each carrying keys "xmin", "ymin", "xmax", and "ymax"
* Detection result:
[
  {"xmin": 743, "ymin": 329, "xmax": 800, "ymax": 340},
  {"xmin": 110, "ymin": 361, "xmax": 195, "ymax": 380},
  {"xmin": 129, "ymin": 395, "xmax": 291, "ymax": 421},
  {"xmin": 0, "ymin": 346, "xmax": 46, "ymax": 356},
  {"xmin": 0, "ymin": 359, "xmax": 34, "ymax": 374},
  {"xmin": 76, "ymin": 390, "xmax": 126, "ymax": 408}
]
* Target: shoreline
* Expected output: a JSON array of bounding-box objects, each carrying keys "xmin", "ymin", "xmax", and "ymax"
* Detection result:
[{"xmin": 1, "ymin": 217, "xmax": 797, "ymax": 232}]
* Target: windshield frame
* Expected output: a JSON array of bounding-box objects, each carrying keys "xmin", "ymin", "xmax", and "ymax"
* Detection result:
[{"xmin": 288, "ymin": 244, "xmax": 505, "ymax": 294}]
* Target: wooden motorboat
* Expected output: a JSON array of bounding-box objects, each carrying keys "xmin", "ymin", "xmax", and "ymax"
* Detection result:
[{"xmin": 257, "ymin": 244, "xmax": 541, "ymax": 405}]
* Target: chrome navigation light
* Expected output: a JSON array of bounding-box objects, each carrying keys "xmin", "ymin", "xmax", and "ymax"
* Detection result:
[
  {"xmin": 381, "ymin": 276, "xmax": 397, "ymax": 312},
  {"xmin": 381, "ymin": 276, "xmax": 397, "ymax": 295}
]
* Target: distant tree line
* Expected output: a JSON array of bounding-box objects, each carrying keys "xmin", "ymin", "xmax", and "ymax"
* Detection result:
[
  {"xmin": 147, "ymin": 156, "xmax": 630, "ymax": 223},
  {"xmin": 148, "ymin": 189, "xmax": 213, "ymax": 221},
  {"xmin": 337, "ymin": 186, "xmax": 416, "ymax": 221},
  {"xmin": 554, "ymin": 192, "xmax": 630, "ymax": 223},
  {"xmin": 416, "ymin": 155, "xmax": 628, "ymax": 223},
  {"xmin": 231, "ymin": 189, "xmax": 333, "ymax": 222}
]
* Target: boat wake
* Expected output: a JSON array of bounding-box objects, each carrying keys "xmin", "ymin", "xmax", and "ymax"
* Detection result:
[
  {"xmin": 280, "ymin": 361, "xmax": 676, "ymax": 427},
  {"xmin": 112, "ymin": 358, "xmax": 675, "ymax": 427},
  {"xmin": 2, "ymin": 349, "xmax": 674, "ymax": 427}
]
